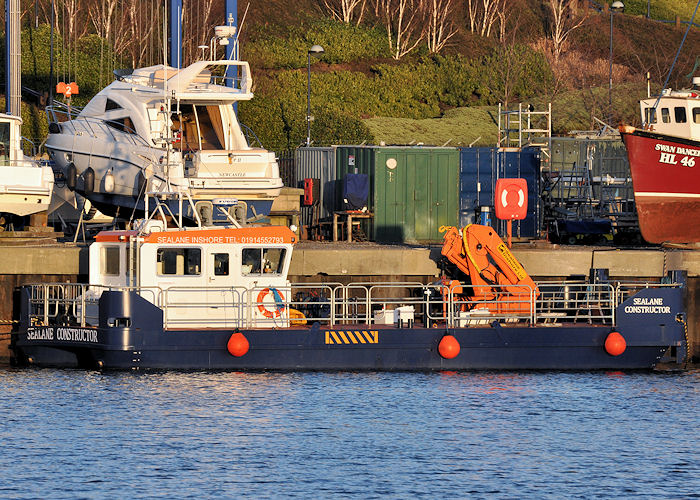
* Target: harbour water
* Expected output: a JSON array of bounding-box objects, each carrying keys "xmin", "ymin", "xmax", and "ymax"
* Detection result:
[{"xmin": 1, "ymin": 369, "xmax": 698, "ymax": 499}]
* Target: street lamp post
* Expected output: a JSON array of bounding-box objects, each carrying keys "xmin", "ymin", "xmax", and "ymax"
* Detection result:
[
  {"xmin": 609, "ymin": 1, "xmax": 624, "ymax": 126},
  {"xmin": 306, "ymin": 44, "xmax": 324, "ymax": 147}
]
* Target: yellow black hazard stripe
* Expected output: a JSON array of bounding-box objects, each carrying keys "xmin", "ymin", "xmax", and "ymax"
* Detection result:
[{"xmin": 325, "ymin": 330, "xmax": 378, "ymax": 345}]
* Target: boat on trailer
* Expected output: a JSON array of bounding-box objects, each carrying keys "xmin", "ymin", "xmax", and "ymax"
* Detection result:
[
  {"xmin": 44, "ymin": 23, "xmax": 282, "ymax": 225},
  {"xmin": 11, "ymin": 200, "xmax": 687, "ymax": 370}
]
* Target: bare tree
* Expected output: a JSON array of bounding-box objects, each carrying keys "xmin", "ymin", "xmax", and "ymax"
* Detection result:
[
  {"xmin": 487, "ymin": 43, "xmax": 528, "ymax": 109},
  {"xmin": 60, "ymin": 0, "xmax": 90, "ymax": 41},
  {"xmin": 321, "ymin": 0, "xmax": 367, "ymax": 25},
  {"xmin": 423, "ymin": 0, "xmax": 457, "ymax": 53},
  {"xmin": 547, "ymin": 0, "xmax": 587, "ymax": 63},
  {"xmin": 182, "ymin": 0, "xmax": 216, "ymax": 64},
  {"xmin": 466, "ymin": 0, "xmax": 507, "ymax": 38},
  {"xmin": 495, "ymin": 0, "xmax": 517, "ymax": 42},
  {"xmin": 375, "ymin": 0, "xmax": 425, "ymax": 60},
  {"xmin": 110, "ymin": 7, "xmax": 133, "ymax": 61},
  {"xmin": 88, "ymin": 0, "xmax": 119, "ymax": 42}
]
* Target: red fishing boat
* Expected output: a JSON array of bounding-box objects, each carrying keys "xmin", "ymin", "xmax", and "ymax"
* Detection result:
[{"xmin": 619, "ymin": 78, "xmax": 700, "ymax": 243}]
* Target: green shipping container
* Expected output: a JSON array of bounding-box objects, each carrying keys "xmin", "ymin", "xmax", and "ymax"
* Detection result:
[{"xmin": 335, "ymin": 146, "xmax": 460, "ymax": 244}]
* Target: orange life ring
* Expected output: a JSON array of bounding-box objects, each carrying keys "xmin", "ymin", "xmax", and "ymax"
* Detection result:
[{"xmin": 257, "ymin": 287, "xmax": 286, "ymax": 318}]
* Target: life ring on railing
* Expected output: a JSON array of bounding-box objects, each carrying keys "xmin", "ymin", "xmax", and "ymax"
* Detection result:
[{"xmin": 257, "ymin": 287, "xmax": 286, "ymax": 318}]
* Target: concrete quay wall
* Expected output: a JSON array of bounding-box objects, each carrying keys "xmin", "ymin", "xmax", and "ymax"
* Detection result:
[{"xmin": 1, "ymin": 244, "xmax": 699, "ymax": 364}]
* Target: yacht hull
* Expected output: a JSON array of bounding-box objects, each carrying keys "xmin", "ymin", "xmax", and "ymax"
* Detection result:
[{"xmin": 46, "ymin": 141, "xmax": 281, "ymax": 221}]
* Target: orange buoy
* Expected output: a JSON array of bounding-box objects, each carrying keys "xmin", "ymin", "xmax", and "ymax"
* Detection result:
[
  {"xmin": 227, "ymin": 331, "xmax": 249, "ymax": 357},
  {"xmin": 604, "ymin": 331, "xmax": 626, "ymax": 356},
  {"xmin": 438, "ymin": 335, "xmax": 460, "ymax": 359}
]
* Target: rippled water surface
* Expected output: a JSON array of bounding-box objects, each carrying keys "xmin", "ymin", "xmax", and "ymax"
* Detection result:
[{"xmin": 1, "ymin": 369, "xmax": 698, "ymax": 499}]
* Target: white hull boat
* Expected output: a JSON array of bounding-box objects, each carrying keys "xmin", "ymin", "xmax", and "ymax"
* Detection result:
[
  {"xmin": 45, "ymin": 31, "xmax": 282, "ymax": 225},
  {"xmin": 0, "ymin": 113, "xmax": 54, "ymax": 228}
]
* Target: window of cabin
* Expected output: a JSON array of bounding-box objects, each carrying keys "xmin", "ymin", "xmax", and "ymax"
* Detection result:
[
  {"xmin": 105, "ymin": 99, "xmax": 122, "ymax": 111},
  {"xmin": 263, "ymin": 248, "xmax": 285, "ymax": 274},
  {"xmin": 101, "ymin": 246, "xmax": 121, "ymax": 276},
  {"xmin": 661, "ymin": 108, "xmax": 670, "ymax": 123},
  {"xmin": 241, "ymin": 248, "xmax": 286, "ymax": 276},
  {"xmin": 214, "ymin": 253, "xmax": 229, "ymax": 276},
  {"xmin": 197, "ymin": 106, "xmax": 225, "ymax": 150},
  {"xmin": 157, "ymin": 248, "xmax": 201, "ymax": 276},
  {"xmin": 170, "ymin": 103, "xmax": 225, "ymax": 152},
  {"xmin": 644, "ymin": 107, "xmax": 657, "ymax": 124},
  {"xmin": 693, "ymin": 107, "xmax": 700, "ymax": 124},
  {"xmin": 674, "ymin": 106, "xmax": 687, "ymax": 123},
  {"xmin": 107, "ymin": 116, "xmax": 136, "ymax": 134},
  {"xmin": 241, "ymin": 248, "xmax": 261, "ymax": 275}
]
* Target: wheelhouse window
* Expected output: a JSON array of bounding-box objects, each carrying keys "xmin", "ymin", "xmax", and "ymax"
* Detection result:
[
  {"xmin": 644, "ymin": 107, "xmax": 657, "ymax": 124},
  {"xmin": 674, "ymin": 106, "xmax": 687, "ymax": 123},
  {"xmin": 241, "ymin": 248, "xmax": 286, "ymax": 276},
  {"xmin": 101, "ymin": 246, "xmax": 121, "ymax": 276},
  {"xmin": 157, "ymin": 248, "xmax": 201, "ymax": 275},
  {"xmin": 693, "ymin": 107, "xmax": 700, "ymax": 124},
  {"xmin": 214, "ymin": 253, "xmax": 229, "ymax": 276},
  {"xmin": 661, "ymin": 108, "xmax": 670, "ymax": 123}
]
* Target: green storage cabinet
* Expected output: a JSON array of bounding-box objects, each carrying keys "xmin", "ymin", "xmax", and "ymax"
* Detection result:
[{"xmin": 335, "ymin": 146, "xmax": 460, "ymax": 244}]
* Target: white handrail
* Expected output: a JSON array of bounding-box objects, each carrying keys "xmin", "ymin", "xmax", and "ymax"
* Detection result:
[{"xmin": 23, "ymin": 279, "xmax": 682, "ymax": 330}]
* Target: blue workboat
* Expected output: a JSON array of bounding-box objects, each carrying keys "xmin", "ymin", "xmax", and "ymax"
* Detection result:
[{"xmin": 11, "ymin": 209, "xmax": 687, "ymax": 370}]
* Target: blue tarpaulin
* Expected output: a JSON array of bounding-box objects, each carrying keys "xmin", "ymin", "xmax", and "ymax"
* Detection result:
[{"xmin": 343, "ymin": 174, "xmax": 369, "ymax": 211}]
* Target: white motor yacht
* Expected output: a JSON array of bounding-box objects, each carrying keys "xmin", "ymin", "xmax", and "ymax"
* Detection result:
[{"xmin": 45, "ymin": 30, "xmax": 282, "ymax": 225}]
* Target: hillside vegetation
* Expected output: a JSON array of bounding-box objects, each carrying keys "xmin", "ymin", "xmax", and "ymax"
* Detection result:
[{"xmin": 2, "ymin": 0, "xmax": 699, "ymax": 152}]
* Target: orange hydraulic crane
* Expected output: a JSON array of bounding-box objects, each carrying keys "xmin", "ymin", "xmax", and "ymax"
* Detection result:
[{"xmin": 440, "ymin": 224, "xmax": 539, "ymax": 315}]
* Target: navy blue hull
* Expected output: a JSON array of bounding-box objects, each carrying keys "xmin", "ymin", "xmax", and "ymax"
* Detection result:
[{"xmin": 12, "ymin": 325, "xmax": 673, "ymax": 371}]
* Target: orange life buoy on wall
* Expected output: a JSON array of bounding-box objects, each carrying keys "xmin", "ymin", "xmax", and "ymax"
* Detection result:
[{"xmin": 257, "ymin": 287, "xmax": 286, "ymax": 318}]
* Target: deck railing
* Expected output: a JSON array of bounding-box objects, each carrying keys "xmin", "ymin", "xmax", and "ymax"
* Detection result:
[{"xmin": 24, "ymin": 278, "xmax": 682, "ymax": 331}]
